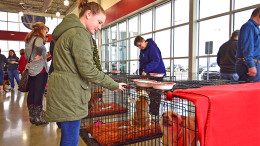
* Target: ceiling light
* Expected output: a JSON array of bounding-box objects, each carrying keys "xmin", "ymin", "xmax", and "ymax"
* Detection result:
[
  {"xmin": 19, "ymin": 11, "xmax": 23, "ymax": 16},
  {"xmin": 56, "ymin": 11, "xmax": 60, "ymax": 17},
  {"xmin": 64, "ymin": 0, "xmax": 69, "ymax": 6}
]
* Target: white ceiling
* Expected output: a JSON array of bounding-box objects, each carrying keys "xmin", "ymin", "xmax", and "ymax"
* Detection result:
[{"xmin": 0, "ymin": 0, "xmax": 78, "ymax": 17}]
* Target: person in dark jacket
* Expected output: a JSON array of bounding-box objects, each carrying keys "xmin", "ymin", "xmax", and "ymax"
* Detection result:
[
  {"xmin": 134, "ymin": 36, "xmax": 166, "ymax": 76},
  {"xmin": 217, "ymin": 30, "xmax": 239, "ymax": 81},
  {"xmin": 0, "ymin": 49, "xmax": 8, "ymax": 94},
  {"xmin": 48, "ymin": 40, "xmax": 54, "ymax": 75},
  {"xmin": 7, "ymin": 50, "xmax": 20, "ymax": 90}
]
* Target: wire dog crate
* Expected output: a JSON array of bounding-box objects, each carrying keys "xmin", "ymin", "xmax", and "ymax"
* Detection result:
[
  {"xmin": 80, "ymin": 83, "xmax": 128, "ymax": 124},
  {"xmin": 157, "ymin": 92, "xmax": 198, "ymax": 146},
  {"xmin": 80, "ymin": 83, "xmax": 163, "ymax": 145},
  {"xmin": 80, "ymin": 85, "xmax": 197, "ymax": 145},
  {"xmin": 80, "ymin": 75, "xmax": 246, "ymax": 146}
]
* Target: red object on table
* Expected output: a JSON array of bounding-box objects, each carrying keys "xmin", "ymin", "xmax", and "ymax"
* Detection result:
[{"xmin": 168, "ymin": 82, "xmax": 260, "ymax": 146}]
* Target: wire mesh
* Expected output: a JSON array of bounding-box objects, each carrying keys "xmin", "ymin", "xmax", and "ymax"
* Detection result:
[{"xmin": 80, "ymin": 75, "xmax": 247, "ymax": 145}]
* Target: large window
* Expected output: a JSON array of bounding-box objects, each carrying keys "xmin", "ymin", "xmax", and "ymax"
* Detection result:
[
  {"xmin": 234, "ymin": 0, "xmax": 259, "ymax": 10},
  {"xmin": 155, "ymin": 30, "xmax": 171, "ymax": 58},
  {"xmin": 234, "ymin": 9, "xmax": 254, "ymax": 30},
  {"xmin": 128, "ymin": 16, "xmax": 138, "ymax": 37},
  {"xmin": 163, "ymin": 59, "xmax": 171, "ymax": 76},
  {"xmin": 9, "ymin": 41, "xmax": 20, "ymax": 52},
  {"xmin": 0, "ymin": 40, "xmax": 8, "ymax": 57},
  {"xmin": 110, "ymin": 42, "xmax": 117, "ymax": 62},
  {"xmin": 0, "ymin": 12, "xmax": 7, "ymax": 21},
  {"xmin": 172, "ymin": 59, "xmax": 189, "ymax": 80},
  {"xmin": 199, "ymin": 0, "xmax": 230, "ymax": 18},
  {"xmin": 119, "ymin": 40, "xmax": 126, "ymax": 61},
  {"xmin": 173, "ymin": 25, "xmax": 189, "ymax": 57},
  {"xmin": 8, "ymin": 12, "xmax": 19, "ymax": 22},
  {"xmin": 174, "ymin": 0, "xmax": 189, "ymax": 25},
  {"xmin": 119, "ymin": 61, "xmax": 126, "ymax": 73},
  {"xmin": 119, "ymin": 21, "xmax": 126, "ymax": 40},
  {"xmin": 0, "ymin": 11, "xmax": 62, "ymax": 57},
  {"xmin": 198, "ymin": 15, "xmax": 229, "ymax": 56},
  {"xmin": 128, "ymin": 38, "xmax": 138, "ymax": 60},
  {"xmin": 8, "ymin": 12, "xmax": 20, "ymax": 31},
  {"xmin": 155, "ymin": 2, "xmax": 171, "ymax": 30},
  {"xmin": 101, "ymin": 45, "xmax": 110, "ymax": 72},
  {"xmin": 8, "ymin": 22, "xmax": 19, "ymax": 31},
  {"xmin": 45, "ymin": 17, "xmax": 62, "ymax": 34},
  {"xmin": 20, "ymin": 41, "xmax": 26, "ymax": 50},
  {"xmin": 102, "ymin": 28, "xmax": 109, "ymax": 44},
  {"xmin": 20, "ymin": 22, "xmax": 30, "ymax": 32},
  {"xmin": 141, "ymin": 10, "xmax": 152, "ymax": 34},
  {"xmin": 100, "ymin": 1, "xmax": 260, "ymax": 80},
  {"xmin": 0, "ymin": 21, "xmax": 7, "ymax": 31},
  {"xmin": 128, "ymin": 61, "xmax": 138, "ymax": 75},
  {"xmin": 110, "ymin": 25, "xmax": 117, "ymax": 42}
]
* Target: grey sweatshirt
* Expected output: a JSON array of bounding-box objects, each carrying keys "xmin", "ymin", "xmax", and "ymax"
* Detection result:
[{"xmin": 25, "ymin": 36, "xmax": 49, "ymax": 76}]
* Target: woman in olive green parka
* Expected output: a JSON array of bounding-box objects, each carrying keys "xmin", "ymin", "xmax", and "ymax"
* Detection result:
[{"xmin": 45, "ymin": 1, "xmax": 126, "ymax": 145}]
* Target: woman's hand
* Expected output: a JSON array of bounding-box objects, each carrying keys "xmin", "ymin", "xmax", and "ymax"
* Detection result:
[
  {"xmin": 142, "ymin": 71, "xmax": 147, "ymax": 76},
  {"xmin": 119, "ymin": 83, "xmax": 127, "ymax": 91},
  {"xmin": 114, "ymin": 83, "xmax": 127, "ymax": 92},
  {"xmin": 33, "ymin": 55, "xmax": 43, "ymax": 61}
]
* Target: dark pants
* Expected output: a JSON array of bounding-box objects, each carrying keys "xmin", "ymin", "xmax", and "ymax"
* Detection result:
[
  {"xmin": 27, "ymin": 72, "xmax": 48, "ymax": 106},
  {"xmin": 149, "ymin": 90, "xmax": 161, "ymax": 115},
  {"xmin": 235, "ymin": 61, "xmax": 260, "ymax": 82},
  {"xmin": 60, "ymin": 120, "xmax": 81, "ymax": 146},
  {"xmin": 0, "ymin": 70, "xmax": 4, "ymax": 85}
]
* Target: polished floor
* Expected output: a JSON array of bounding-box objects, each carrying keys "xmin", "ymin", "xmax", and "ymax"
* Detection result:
[{"xmin": 0, "ymin": 88, "xmax": 88, "ymax": 146}]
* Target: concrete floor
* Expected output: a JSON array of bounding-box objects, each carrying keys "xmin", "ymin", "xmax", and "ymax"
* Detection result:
[{"xmin": 0, "ymin": 89, "xmax": 88, "ymax": 146}]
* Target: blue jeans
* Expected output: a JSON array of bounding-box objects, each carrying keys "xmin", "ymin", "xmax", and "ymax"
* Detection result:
[
  {"xmin": 220, "ymin": 73, "xmax": 239, "ymax": 81},
  {"xmin": 0, "ymin": 70, "xmax": 3, "ymax": 85},
  {"xmin": 8, "ymin": 70, "xmax": 20, "ymax": 88},
  {"xmin": 60, "ymin": 120, "xmax": 81, "ymax": 146},
  {"xmin": 235, "ymin": 61, "xmax": 260, "ymax": 82}
]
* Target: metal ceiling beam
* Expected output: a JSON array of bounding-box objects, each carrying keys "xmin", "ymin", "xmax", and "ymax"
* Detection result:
[
  {"xmin": 41, "ymin": 0, "xmax": 54, "ymax": 12},
  {"xmin": 66, "ymin": 1, "xmax": 77, "ymax": 15},
  {"xmin": 0, "ymin": 3, "xmax": 22, "ymax": 13}
]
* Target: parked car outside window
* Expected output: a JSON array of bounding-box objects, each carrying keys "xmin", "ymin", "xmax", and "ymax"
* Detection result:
[{"xmin": 199, "ymin": 62, "xmax": 220, "ymax": 80}]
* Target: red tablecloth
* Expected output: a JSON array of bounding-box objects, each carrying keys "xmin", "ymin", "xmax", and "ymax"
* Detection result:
[{"xmin": 168, "ymin": 82, "xmax": 260, "ymax": 146}]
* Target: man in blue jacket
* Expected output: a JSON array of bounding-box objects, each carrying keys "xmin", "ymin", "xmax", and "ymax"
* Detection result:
[
  {"xmin": 134, "ymin": 36, "xmax": 166, "ymax": 76},
  {"xmin": 236, "ymin": 7, "xmax": 260, "ymax": 82}
]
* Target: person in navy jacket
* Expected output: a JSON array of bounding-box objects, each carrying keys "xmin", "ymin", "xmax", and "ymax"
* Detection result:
[{"xmin": 134, "ymin": 36, "xmax": 166, "ymax": 76}]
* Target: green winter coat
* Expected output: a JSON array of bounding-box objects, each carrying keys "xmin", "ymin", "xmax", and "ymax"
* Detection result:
[{"xmin": 45, "ymin": 14, "xmax": 119, "ymax": 122}]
